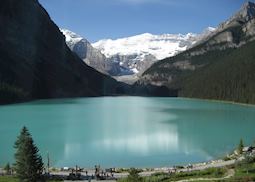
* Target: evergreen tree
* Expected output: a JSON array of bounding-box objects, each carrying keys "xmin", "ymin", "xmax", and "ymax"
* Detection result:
[
  {"xmin": 14, "ymin": 126, "xmax": 44, "ymax": 182},
  {"xmin": 238, "ymin": 139, "xmax": 244, "ymax": 154},
  {"xmin": 4, "ymin": 162, "xmax": 11, "ymax": 175}
]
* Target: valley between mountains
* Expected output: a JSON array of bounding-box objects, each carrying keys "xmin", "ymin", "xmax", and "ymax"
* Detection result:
[{"xmin": 0, "ymin": 0, "xmax": 255, "ymax": 104}]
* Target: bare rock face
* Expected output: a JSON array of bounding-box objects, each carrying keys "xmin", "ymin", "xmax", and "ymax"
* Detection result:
[
  {"xmin": 224, "ymin": 2, "xmax": 255, "ymax": 26},
  {"xmin": 243, "ymin": 18, "xmax": 255, "ymax": 36},
  {"xmin": 61, "ymin": 29, "xmax": 121, "ymax": 76},
  {"xmin": 0, "ymin": 0, "xmax": 124, "ymax": 103},
  {"xmin": 191, "ymin": 2, "xmax": 255, "ymax": 50},
  {"xmin": 72, "ymin": 39, "xmax": 121, "ymax": 76},
  {"xmin": 108, "ymin": 53, "xmax": 157, "ymax": 75},
  {"xmin": 209, "ymin": 31, "xmax": 234, "ymax": 45}
]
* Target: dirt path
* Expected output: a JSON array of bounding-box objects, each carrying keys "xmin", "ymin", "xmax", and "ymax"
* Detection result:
[{"xmin": 175, "ymin": 169, "xmax": 235, "ymax": 182}]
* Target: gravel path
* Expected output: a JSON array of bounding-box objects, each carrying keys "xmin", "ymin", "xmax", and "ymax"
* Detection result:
[{"xmin": 178, "ymin": 159, "xmax": 236, "ymax": 173}]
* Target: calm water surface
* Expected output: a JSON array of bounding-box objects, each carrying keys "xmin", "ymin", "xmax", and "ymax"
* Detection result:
[{"xmin": 0, "ymin": 97, "xmax": 255, "ymax": 168}]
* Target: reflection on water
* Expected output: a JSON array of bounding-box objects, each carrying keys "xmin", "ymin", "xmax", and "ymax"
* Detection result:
[
  {"xmin": 93, "ymin": 129, "xmax": 179, "ymax": 155},
  {"xmin": 0, "ymin": 97, "xmax": 255, "ymax": 167}
]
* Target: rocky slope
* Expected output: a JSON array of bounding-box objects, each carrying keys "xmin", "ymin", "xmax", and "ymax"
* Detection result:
[
  {"xmin": 0, "ymin": 0, "xmax": 126, "ymax": 104},
  {"xmin": 61, "ymin": 29, "xmax": 122, "ymax": 76},
  {"xmin": 138, "ymin": 1, "xmax": 255, "ymax": 103}
]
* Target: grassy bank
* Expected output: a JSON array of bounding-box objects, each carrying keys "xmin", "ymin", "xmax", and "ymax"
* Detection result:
[
  {"xmin": 0, "ymin": 176, "xmax": 18, "ymax": 182},
  {"xmin": 118, "ymin": 168, "xmax": 227, "ymax": 182},
  {"xmin": 117, "ymin": 156, "xmax": 255, "ymax": 182},
  {"xmin": 0, "ymin": 176, "xmax": 62, "ymax": 182},
  {"xmin": 226, "ymin": 158, "xmax": 255, "ymax": 182},
  {"xmin": 1, "ymin": 160, "xmax": 255, "ymax": 182}
]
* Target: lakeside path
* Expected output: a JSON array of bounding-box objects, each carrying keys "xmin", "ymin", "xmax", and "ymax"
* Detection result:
[
  {"xmin": 175, "ymin": 169, "xmax": 235, "ymax": 182},
  {"xmin": 0, "ymin": 159, "xmax": 237, "ymax": 182},
  {"xmin": 58, "ymin": 159, "xmax": 237, "ymax": 181}
]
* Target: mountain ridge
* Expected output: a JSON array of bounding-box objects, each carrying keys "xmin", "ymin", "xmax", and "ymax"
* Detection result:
[{"xmin": 138, "ymin": 1, "xmax": 255, "ymax": 104}]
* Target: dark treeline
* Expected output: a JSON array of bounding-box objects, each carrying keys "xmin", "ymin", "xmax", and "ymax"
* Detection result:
[{"xmin": 177, "ymin": 40, "xmax": 255, "ymax": 104}]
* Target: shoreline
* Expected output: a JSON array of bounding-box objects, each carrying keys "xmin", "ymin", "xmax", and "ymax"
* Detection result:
[
  {"xmin": 181, "ymin": 96, "xmax": 255, "ymax": 108},
  {"xmin": 1, "ymin": 146, "xmax": 253, "ymax": 180},
  {"xmin": 20, "ymin": 156, "xmax": 242, "ymax": 176},
  {"xmin": 1, "ymin": 95, "xmax": 255, "ymax": 108},
  {"xmin": 0, "ymin": 158, "xmax": 237, "ymax": 180}
]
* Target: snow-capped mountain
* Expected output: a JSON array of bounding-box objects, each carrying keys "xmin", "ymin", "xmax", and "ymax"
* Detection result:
[
  {"xmin": 61, "ymin": 29, "xmax": 83, "ymax": 46},
  {"xmin": 92, "ymin": 28, "xmax": 215, "ymax": 75},
  {"xmin": 93, "ymin": 33, "xmax": 197, "ymax": 60},
  {"xmin": 61, "ymin": 28, "xmax": 216, "ymax": 82},
  {"xmin": 61, "ymin": 29, "xmax": 121, "ymax": 76}
]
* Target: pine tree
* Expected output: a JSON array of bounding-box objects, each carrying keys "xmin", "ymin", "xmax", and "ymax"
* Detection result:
[
  {"xmin": 4, "ymin": 162, "xmax": 11, "ymax": 175},
  {"xmin": 14, "ymin": 126, "xmax": 44, "ymax": 182},
  {"xmin": 238, "ymin": 139, "xmax": 244, "ymax": 154}
]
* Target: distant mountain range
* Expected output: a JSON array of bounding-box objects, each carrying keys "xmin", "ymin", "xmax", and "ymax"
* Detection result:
[
  {"xmin": 93, "ymin": 32, "xmax": 199, "ymax": 75},
  {"xmin": 1, "ymin": 0, "xmax": 255, "ymax": 104},
  {"xmin": 62, "ymin": 27, "xmax": 216, "ymax": 80},
  {"xmin": 138, "ymin": 1, "xmax": 255, "ymax": 104}
]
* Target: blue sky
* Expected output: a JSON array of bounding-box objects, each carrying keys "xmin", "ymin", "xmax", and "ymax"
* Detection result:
[{"xmin": 39, "ymin": 0, "xmax": 248, "ymax": 42}]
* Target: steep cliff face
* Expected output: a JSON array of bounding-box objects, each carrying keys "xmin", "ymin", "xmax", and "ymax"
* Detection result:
[{"xmin": 0, "ymin": 0, "xmax": 123, "ymax": 104}]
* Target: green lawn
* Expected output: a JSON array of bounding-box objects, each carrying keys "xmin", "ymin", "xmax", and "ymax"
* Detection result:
[
  {"xmin": 0, "ymin": 176, "xmax": 18, "ymax": 182},
  {"xmin": 0, "ymin": 176, "xmax": 62, "ymax": 182},
  {"xmin": 223, "ymin": 161, "xmax": 255, "ymax": 182},
  {"xmin": 118, "ymin": 168, "xmax": 227, "ymax": 182}
]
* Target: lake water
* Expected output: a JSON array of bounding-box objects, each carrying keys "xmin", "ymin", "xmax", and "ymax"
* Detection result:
[{"xmin": 0, "ymin": 97, "xmax": 255, "ymax": 168}]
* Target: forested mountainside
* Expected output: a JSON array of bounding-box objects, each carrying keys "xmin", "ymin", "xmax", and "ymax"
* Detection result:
[
  {"xmin": 139, "ymin": 2, "xmax": 255, "ymax": 104},
  {"xmin": 0, "ymin": 0, "xmax": 126, "ymax": 104}
]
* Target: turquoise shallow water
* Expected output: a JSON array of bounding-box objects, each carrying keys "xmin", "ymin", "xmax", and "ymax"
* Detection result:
[{"xmin": 0, "ymin": 97, "xmax": 255, "ymax": 168}]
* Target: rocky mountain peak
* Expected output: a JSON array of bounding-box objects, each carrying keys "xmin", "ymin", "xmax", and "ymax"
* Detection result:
[
  {"xmin": 243, "ymin": 1, "xmax": 255, "ymax": 11},
  {"xmin": 227, "ymin": 1, "xmax": 255, "ymax": 24},
  {"xmin": 239, "ymin": 1, "xmax": 255, "ymax": 20},
  {"xmin": 61, "ymin": 29, "xmax": 84, "ymax": 45}
]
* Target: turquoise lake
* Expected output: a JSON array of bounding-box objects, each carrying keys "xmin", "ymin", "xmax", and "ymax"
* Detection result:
[{"xmin": 0, "ymin": 97, "xmax": 255, "ymax": 168}]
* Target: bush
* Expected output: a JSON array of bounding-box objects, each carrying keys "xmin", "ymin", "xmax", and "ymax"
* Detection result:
[{"xmin": 127, "ymin": 168, "xmax": 142, "ymax": 182}]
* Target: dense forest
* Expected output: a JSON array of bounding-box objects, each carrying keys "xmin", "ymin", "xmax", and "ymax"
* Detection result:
[{"xmin": 178, "ymin": 40, "xmax": 255, "ymax": 104}]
